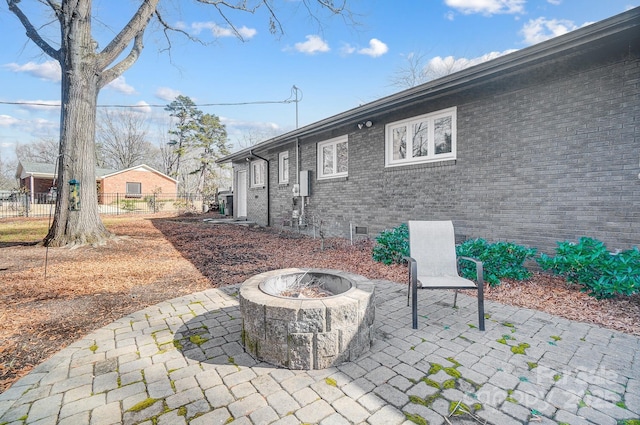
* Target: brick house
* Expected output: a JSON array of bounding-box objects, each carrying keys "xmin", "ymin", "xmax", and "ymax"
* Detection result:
[
  {"xmin": 217, "ymin": 8, "xmax": 640, "ymax": 255},
  {"xmin": 16, "ymin": 162, "xmax": 177, "ymax": 204},
  {"xmin": 98, "ymin": 164, "xmax": 178, "ymax": 199}
]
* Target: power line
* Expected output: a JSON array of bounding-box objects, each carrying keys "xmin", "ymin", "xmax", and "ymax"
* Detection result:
[{"xmin": 0, "ymin": 98, "xmax": 298, "ymax": 108}]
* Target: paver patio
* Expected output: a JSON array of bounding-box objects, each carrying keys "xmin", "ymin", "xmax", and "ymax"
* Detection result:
[{"xmin": 1, "ymin": 280, "xmax": 638, "ymax": 424}]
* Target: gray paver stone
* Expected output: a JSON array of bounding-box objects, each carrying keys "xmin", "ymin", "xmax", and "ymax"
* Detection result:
[
  {"xmin": 57, "ymin": 411, "xmax": 89, "ymax": 425},
  {"xmin": 122, "ymin": 399, "xmax": 165, "ymax": 425},
  {"xmin": 249, "ymin": 405, "xmax": 279, "ymax": 424},
  {"xmin": 577, "ymin": 406, "xmax": 617, "ymax": 425},
  {"xmin": 319, "ymin": 412, "xmax": 350, "ymax": 424},
  {"xmin": 332, "ymin": 396, "xmax": 370, "ymax": 423},
  {"xmin": 366, "ymin": 405, "xmax": 407, "ymax": 425},
  {"xmin": 165, "ymin": 387, "xmax": 204, "ymax": 410},
  {"xmin": 373, "ymin": 383, "xmax": 409, "ymax": 407},
  {"xmin": 59, "ymin": 393, "xmax": 106, "ymax": 419},
  {"xmin": 205, "ymin": 385, "xmax": 234, "ymax": 408},
  {"xmin": 227, "ymin": 392, "xmax": 267, "ymax": 418},
  {"xmin": 189, "ymin": 407, "xmax": 232, "ymax": 425},
  {"xmin": 266, "ymin": 390, "xmax": 301, "ymax": 416},
  {"xmin": 90, "ymin": 402, "xmax": 122, "ymax": 425},
  {"xmin": 26, "ymin": 393, "xmax": 63, "ymax": 422},
  {"xmin": 295, "ymin": 399, "xmax": 334, "ymax": 424},
  {"xmin": 402, "ymin": 403, "xmax": 444, "ymax": 425},
  {"xmin": 554, "ymin": 409, "xmax": 592, "ymax": 425},
  {"xmin": 157, "ymin": 410, "xmax": 187, "ymax": 425}
]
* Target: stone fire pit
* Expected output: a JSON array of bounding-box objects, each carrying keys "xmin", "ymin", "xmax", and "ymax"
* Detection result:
[{"xmin": 239, "ymin": 268, "xmax": 375, "ymax": 370}]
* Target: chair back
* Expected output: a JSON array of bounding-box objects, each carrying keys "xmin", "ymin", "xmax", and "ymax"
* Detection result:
[{"xmin": 408, "ymin": 221, "xmax": 459, "ymax": 277}]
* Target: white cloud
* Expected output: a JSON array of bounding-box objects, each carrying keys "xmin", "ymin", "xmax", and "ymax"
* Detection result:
[
  {"xmin": 294, "ymin": 35, "xmax": 330, "ymax": 55},
  {"xmin": 191, "ymin": 22, "xmax": 257, "ymax": 39},
  {"xmin": 357, "ymin": 39, "xmax": 389, "ymax": 58},
  {"xmin": 520, "ymin": 17, "xmax": 578, "ymax": 45},
  {"xmin": 547, "ymin": 0, "xmax": 562, "ymax": 5},
  {"xmin": 131, "ymin": 101, "xmax": 152, "ymax": 114},
  {"xmin": 155, "ymin": 87, "xmax": 182, "ymax": 101},
  {"xmin": 445, "ymin": 0, "xmax": 525, "ymax": 15},
  {"xmin": 425, "ymin": 49, "xmax": 517, "ymax": 78},
  {"xmin": 105, "ymin": 76, "xmax": 136, "ymax": 95},
  {"xmin": 340, "ymin": 43, "xmax": 356, "ymax": 56},
  {"xmin": 3, "ymin": 60, "xmax": 61, "ymax": 82},
  {"xmin": 0, "ymin": 115, "xmax": 19, "ymax": 127}
]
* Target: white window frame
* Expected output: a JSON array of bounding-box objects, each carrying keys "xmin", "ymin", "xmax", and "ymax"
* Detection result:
[
  {"xmin": 278, "ymin": 151, "xmax": 289, "ymax": 184},
  {"xmin": 126, "ymin": 182, "xmax": 142, "ymax": 198},
  {"xmin": 317, "ymin": 135, "xmax": 348, "ymax": 180},
  {"xmin": 250, "ymin": 160, "xmax": 266, "ymax": 187},
  {"xmin": 385, "ymin": 107, "xmax": 457, "ymax": 168}
]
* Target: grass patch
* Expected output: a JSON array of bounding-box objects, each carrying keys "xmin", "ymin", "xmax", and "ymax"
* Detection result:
[
  {"xmin": 0, "ymin": 219, "xmax": 49, "ymax": 243},
  {"xmin": 444, "ymin": 367, "xmax": 461, "ymax": 379},
  {"xmin": 404, "ymin": 412, "xmax": 427, "ymax": 425},
  {"xmin": 127, "ymin": 398, "xmax": 158, "ymax": 412},
  {"xmin": 428, "ymin": 363, "xmax": 443, "ymax": 375},
  {"xmin": 409, "ymin": 395, "xmax": 427, "ymax": 406},
  {"xmin": 189, "ymin": 335, "xmax": 208, "ymax": 346},
  {"xmin": 421, "ymin": 377, "xmax": 441, "ymax": 389},
  {"xmin": 443, "ymin": 379, "xmax": 456, "ymax": 389},
  {"xmin": 511, "ymin": 343, "xmax": 530, "ymax": 355}
]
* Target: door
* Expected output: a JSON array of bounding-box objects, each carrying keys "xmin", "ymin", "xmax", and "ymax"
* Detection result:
[{"xmin": 236, "ymin": 170, "xmax": 247, "ymax": 217}]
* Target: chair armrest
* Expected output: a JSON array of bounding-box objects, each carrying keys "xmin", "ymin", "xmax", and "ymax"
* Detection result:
[{"xmin": 458, "ymin": 256, "xmax": 484, "ymax": 287}]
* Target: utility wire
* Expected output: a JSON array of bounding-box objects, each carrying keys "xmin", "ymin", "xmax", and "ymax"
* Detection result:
[{"xmin": 0, "ymin": 98, "xmax": 299, "ymax": 108}]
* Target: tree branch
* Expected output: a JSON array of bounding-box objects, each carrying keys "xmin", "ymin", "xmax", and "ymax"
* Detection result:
[
  {"xmin": 7, "ymin": 0, "xmax": 60, "ymax": 60},
  {"xmin": 98, "ymin": 31, "xmax": 144, "ymax": 89},
  {"xmin": 96, "ymin": 0, "xmax": 159, "ymax": 71}
]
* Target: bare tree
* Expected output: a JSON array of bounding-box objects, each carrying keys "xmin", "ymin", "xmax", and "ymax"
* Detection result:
[
  {"xmin": 6, "ymin": 0, "xmax": 353, "ymax": 247},
  {"xmin": 0, "ymin": 156, "xmax": 18, "ymax": 189},
  {"xmin": 15, "ymin": 136, "xmax": 60, "ymax": 164},
  {"xmin": 389, "ymin": 51, "xmax": 432, "ymax": 89},
  {"xmin": 96, "ymin": 109, "xmax": 152, "ymax": 169}
]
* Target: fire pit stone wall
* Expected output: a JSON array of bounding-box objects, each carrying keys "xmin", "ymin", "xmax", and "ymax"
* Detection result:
[{"xmin": 239, "ymin": 268, "xmax": 375, "ymax": 370}]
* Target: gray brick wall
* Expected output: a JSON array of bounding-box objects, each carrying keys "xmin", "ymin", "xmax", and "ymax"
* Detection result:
[{"xmin": 234, "ymin": 50, "xmax": 639, "ymax": 255}]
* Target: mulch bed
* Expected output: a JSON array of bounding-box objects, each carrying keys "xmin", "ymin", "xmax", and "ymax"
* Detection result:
[{"xmin": 1, "ymin": 213, "xmax": 638, "ymax": 393}]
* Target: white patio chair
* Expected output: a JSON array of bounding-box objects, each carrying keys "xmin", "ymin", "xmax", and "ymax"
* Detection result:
[{"xmin": 405, "ymin": 220, "xmax": 485, "ymax": 330}]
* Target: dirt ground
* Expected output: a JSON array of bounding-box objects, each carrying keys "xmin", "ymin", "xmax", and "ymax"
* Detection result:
[{"xmin": 1, "ymin": 213, "xmax": 639, "ymax": 393}]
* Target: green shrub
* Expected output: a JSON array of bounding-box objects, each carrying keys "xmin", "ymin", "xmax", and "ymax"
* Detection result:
[
  {"xmin": 372, "ymin": 223, "xmax": 409, "ymax": 265},
  {"xmin": 537, "ymin": 237, "xmax": 640, "ymax": 299},
  {"xmin": 120, "ymin": 199, "xmax": 138, "ymax": 211},
  {"xmin": 456, "ymin": 239, "xmax": 537, "ymax": 286}
]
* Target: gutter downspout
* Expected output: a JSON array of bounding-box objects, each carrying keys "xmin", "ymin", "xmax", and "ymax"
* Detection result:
[{"xmin": 249, "ymin": 150, "xmax": 270, "ymax": 226}]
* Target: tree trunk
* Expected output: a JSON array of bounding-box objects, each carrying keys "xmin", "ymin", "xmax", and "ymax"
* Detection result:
[{"xmin": 44, "ymin": 0, "xmax": 111, "ymax": 247}]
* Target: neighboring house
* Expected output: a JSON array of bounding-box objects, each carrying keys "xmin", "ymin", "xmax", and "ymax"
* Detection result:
[
  {"xmin": 218, "ymin": 8, "xmax": 640, "ymax": 255},
  {"xmin": 98, "ymin": 164, "xmax": 178, "ymax": 199},
  {"xmin": 16, "ymin": 162, "xmax": 177, "ymax": 204}
]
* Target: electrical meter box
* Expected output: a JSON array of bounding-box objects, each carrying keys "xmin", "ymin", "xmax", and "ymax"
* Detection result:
[{"xmin": 299, "ymin": 170, "xmax": 311, "ymax": 197}]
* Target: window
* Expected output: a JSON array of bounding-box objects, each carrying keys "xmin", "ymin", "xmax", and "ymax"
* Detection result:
[
  {"xmin": 126, "ymin": 182, "xmax": 142, "ymax": 198},
  {"xmin": 251, "ymin": 160, "xmax": 266, "ymax": 187},
  {"xmin": 278, "ymin": 151, "xmax": 289, "ymax": 184},
  {"xmin": 385, "ymin": 107, "xmax": 456, "ymax": 167},
  {"xmin": 317, "ymin": 136, "xmax": 348, "ymax": 179}
]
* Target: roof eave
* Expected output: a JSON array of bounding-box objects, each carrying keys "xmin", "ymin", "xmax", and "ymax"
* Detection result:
[{"xmin": 217, "ymin": 7, "xmax": 639, "ymax": 164}]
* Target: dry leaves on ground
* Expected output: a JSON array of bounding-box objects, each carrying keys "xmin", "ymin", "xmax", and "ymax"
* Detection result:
[{"xmin": 1, "ymin": 213, "xmax": 638, "ymax": 393}]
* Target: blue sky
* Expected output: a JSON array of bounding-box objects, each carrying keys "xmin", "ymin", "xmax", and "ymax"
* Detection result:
[{"xmin": 0, "ymin": 0, "xmax": 638, "ymax": 162}]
